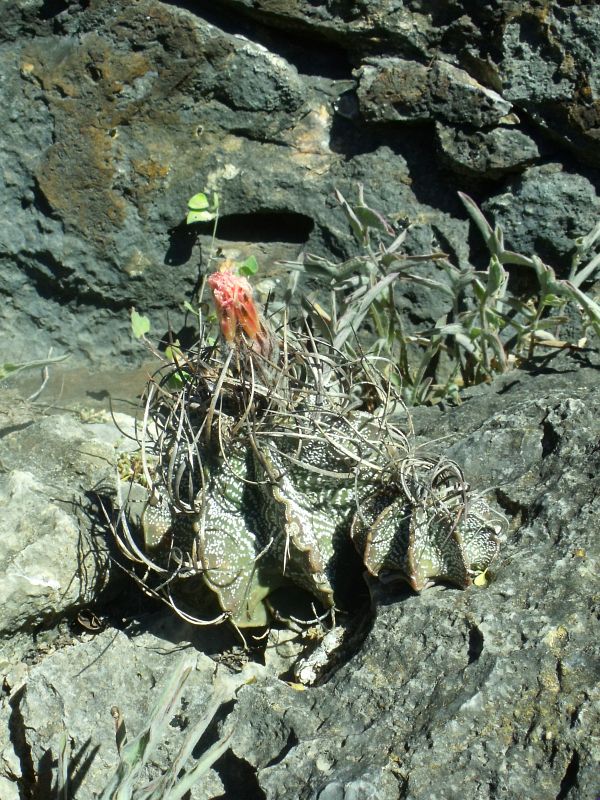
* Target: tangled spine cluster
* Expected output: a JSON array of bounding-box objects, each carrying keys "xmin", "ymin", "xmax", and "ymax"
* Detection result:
[{"xmin": 114, "ymin": 266, "xmax": 505, "ymax": 630}]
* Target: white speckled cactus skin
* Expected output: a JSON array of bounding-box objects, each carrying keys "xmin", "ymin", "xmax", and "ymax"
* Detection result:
[
  {"xmin": 129, "ymin": 401, "xmax": 504, "ymax": 627},
  {"xmin": 118, "ymin": 272, "xmax": 505, "ymax": 629}
]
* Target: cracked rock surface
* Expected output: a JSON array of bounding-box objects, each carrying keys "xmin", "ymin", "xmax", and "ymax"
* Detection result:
[{"xmin": 0, "ymin": 405, "xmax": 134, "ymax": 636}]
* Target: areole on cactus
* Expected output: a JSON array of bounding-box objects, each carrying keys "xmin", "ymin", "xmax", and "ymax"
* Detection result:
[{"xmin": 114, "ymin": 262, "xmax": 505, "ymax": 630}]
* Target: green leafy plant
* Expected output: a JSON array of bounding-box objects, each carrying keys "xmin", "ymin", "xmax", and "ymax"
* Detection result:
[
  {"xmin": 0, "ymin": 353, "xmax": 69, "ymax": 383},
  {"xmin": 113, "ymin": 182, "xmax": 508, "ymax": 635},
  {"xmin": 133, "ymin": 183, "xmax": 600, "ymax": 407},
  {"xmin": 284, "ymin": 186, "xmax": 600, "ymax": 405},
  {"xmin": 186, "ymin": 191, "xmax": 219, "ymax": 225},
  {"xmin": 130, "ymin": 308, "xmax": 150, "ymax": 340},
  {"xmin": 0, "ymin": 352, "xmax": 69, "ymax": 403},
  {"xmin": 238, "ymin": 254, "xmax": 259, "ymax": 277},
  {"xmin": 458, "ymin": 191, "xmax": 600, "ymax": 343},
  {"xmin": 56, "ymin": 658, "xmax": 261, "ymax": 800}
]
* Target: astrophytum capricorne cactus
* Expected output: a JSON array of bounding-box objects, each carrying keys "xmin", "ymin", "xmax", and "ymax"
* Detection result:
[{"xmin": 115, "ymin": 264, "xmax": 505, "ymax": 629}]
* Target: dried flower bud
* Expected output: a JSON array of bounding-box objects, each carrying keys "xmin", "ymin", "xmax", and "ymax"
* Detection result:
[{"xmin": 208, "ymin": 266, "xmax": 262, "ymax": 344}]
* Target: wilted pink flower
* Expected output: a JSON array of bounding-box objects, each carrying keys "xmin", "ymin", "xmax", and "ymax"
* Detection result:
[{"xmin": 207, "ymin": 266, "xmax": 263, "ymax": 345}]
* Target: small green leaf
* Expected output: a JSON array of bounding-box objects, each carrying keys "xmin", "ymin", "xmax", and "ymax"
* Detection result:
[
  {"xmin": 182, "ymin": 300, "xmax": 198, "ymax": 315},
  {"xmin": 187, "ymin": 192, "xmax": 210, "ymax": 211},
  {"xmin": 238, "ymin": 256, "xmax": 259, "ymax": 276},
  {"xmin": 335, "ymin": 188, "xmax": 368, "ymax": 243},
  {"xmin": 540, "ymin": 293, "xmax": 563, "ymax": 308},
  {"xmin": 186, "ymin": 191, "xmax": 219, "ymax": 224},
  {"xmin": 472, "ymin": 279, "xmax": 486, "ymax": 303},
  {"xmin": 165, "ymin": 342, "xmax": 190, "ymax": 386},
  {"xmin": 0, "ymin": 363, "xmax": 19, "ymax": 380},
  {"xmin": 353, "ymin": 205, "xmax": 395, "ymax": 236},
  {"xmin": 0, "ymin": 353, "xmax": 70, "ymax": 383},
  {"xmin": 167, "ymin": 370, "xmax": 189, "ymax": 389},
  {"xmin": 486, "ymin": 255, "xmax": 508, "ymax": 297},
  {"xmin": 131, "ymin": 308, "xmax": 150, "ymax": 339},
  {"xmin": 483, "ymin": 308, "xmax": 505, "ymax": 329},
  {"xmin": 164, "ymin": 342, "xmax": 183, "ymax": 362},
  {"xmin": 186, "ymin": 209, "xmax": 216, "ymax": 224}
]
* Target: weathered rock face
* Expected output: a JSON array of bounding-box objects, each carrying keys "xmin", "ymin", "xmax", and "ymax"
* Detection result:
[
  {"xmin": 1, "ymin": 0, "xmax": 600, "ymax": 367},
  {"xmin": 483, "ymin": 164, "xmax": 600, "ymax": 269},
  {"xmin": 1, "ymin": 2, "xmax": 600, "ymax": 799},
  {"xmin": 498, "ymin": 4, "xmax": 600, "ymax": 165},
  {"xmin": 0, "ymin": 404, "xmax": 133, "ymax": 635},
  {"xmin": 356, "ymin": 58, "xmax": 512, "ymax": 126}
]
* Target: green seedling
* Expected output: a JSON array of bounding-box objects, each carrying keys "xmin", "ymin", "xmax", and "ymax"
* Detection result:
[
  {"xmin": 0, "ymin": 353, "xmax": 69, "ymax": 382},
  {"xmin": 238, "ymin": 255, "xmax": 259, "ymax": 276},
  {"xmin": 164, "ymin": 341, "xmax": 191, "ymax": 388},
  {"xmin": 130, "ymin": 308, "xmax": 150, "ymax": 340},
  {"xmin": 186, "ymin": 191, "xmax": 219, "ymax": 225},
  {"xmin": 280, "ymin": 186, "xmax": 600, "ymax": 405}
]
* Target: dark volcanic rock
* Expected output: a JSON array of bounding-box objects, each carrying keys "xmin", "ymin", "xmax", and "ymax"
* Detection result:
[
  {"xmin": 435, "ymin": 122, "xmax": 540, "ymax": 178},
  {"xmin": 356, "ymin": 58, "xmax": 512, "ymax": 127},
  {"xmin": 0, "ymin": 1, "xmax": 470, "ymax": 367},
  {"xmin": 499, "ymin": 4, "xmax": 600, "ymax": 166},
  {"xmin": 208, "ymin": 0, "xmax": 443, "ymax": 59},
  {"xmin": 483, "ymin": 164, "xmax": 600, "ymax": 271},
  {"xmin": 3, "ymin": 1, "xmax": 320, "ymax": 364},
  {"xmin": 2, "ymin": 1, "xmax": 600, "ymax": 368}
]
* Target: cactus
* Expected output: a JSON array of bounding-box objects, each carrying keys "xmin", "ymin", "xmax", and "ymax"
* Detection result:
[{"xmin": 114, "ymin": 266, "xmax": 505, "ymax": 630}]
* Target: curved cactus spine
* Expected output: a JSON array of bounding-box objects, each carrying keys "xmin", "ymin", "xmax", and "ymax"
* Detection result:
[{"xmin": 115, "ymin": 266, "xmax": 504, "ymax": 630}]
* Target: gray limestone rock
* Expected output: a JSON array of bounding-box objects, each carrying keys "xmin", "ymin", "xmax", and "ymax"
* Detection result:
[
  {"xmin": 0, "ymin": 409, "xmax": 133, "ymax": 635},
  {"xmin": 1, "ymin": 354, "xmax": 598, "ymax": 799},
  {"xmin": 226, "ymin": 353, "xmax": 600, "ymax": 800},
  {"xmin": 3, "ymin": 625, "xmax": 229, "ymax": 800}
]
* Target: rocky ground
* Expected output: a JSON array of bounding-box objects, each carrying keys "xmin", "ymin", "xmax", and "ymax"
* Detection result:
[
  {"xmin": 1, "ymin": 349, "xmax": 599, "ymax": 799},
  {"xmin": 1, "ymin": 1, "xmax": 600, "ymax": 798}
]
